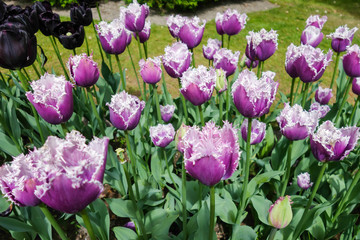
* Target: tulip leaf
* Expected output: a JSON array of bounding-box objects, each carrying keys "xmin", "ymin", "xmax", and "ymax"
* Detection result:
[
  {"xmin": 232, "ymin": 225, "xmax": 257, "ymax": 240},
  {"xmin": 258, "ymin": 124, "xmax": 275, "ymax": 158},
  {"xmin": 7, "ymin": 99, "xmax": 21, "ymax": 141},
  {"xmin": 326, "ymin": 214, "xmax": 358, "ymax": 238},
  {"xmin": 271, "ymin": 136, "xmax": 289, "ymax": 170},
  {"xmin": 144, "ymin": 209, "xmax": 178, "ymax": 239},
  {"xmin": 250, "ymin": 194, "xmax": 272, "ymax": 225},
  {"xmin": 215, "ymin": 193, "xmax": 237, "ymax": 224},
  {"xmin": 247, "ymin": 171, "xmax": 283, "ymax": 199},
  {"xmin": 106, "ymin": 198, "xmax": 136, "ymax": 219},
  {"xmin": 113, "ymin": 226, "xmax": 138, "ymax": 240},
  {"xmin": 194, "ymin": 201, "xmax": 216, "ymax": 240},
  {"xmin": 308, "ymin": 216, "xmax": 325, "ymax": 240},
  {"xmin": 101, "ymin": 61, "xmax": 117, "ymax": 93},
  {"xmin": 85, "ymin": 199, "xmax": 110, "ymax": 240},
  {"xmin": 26, "ymin": 207, "xmax": 52, "ymax": 240},
  {"xmin": 0, "ymin": 130, "xmax": 21, "ymax": 157},
  {"xmin": 0, "ymin": 217, "xmax": 34, "ymax": 232}
]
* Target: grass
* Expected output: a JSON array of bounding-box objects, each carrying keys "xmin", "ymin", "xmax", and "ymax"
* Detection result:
[{"xmin": 2, "ymin": 0, "xmax": 360, "ymax": 99}]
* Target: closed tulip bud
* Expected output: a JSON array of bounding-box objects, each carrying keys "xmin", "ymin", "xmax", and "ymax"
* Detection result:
[
  {"xmin": 285, "ymin": 43, "xmax": 299, "ymax": 79},
  {"xmin": 343, "ymin": 44, "xmax": 360, "ymax": 78},
  {"xmin": 221, "ymin": 9, "xmax": 247, "ymax": 36},
  {"xmin": 96, "ymin": 19, "xmax": 128, "ymax": 55},
  {"xmin": 160, "ymin": 104, "xmax": 175, "ymax": 122},
  {"xmin": 240, "ymin": 119, "xmax": 266, "ymax": 145},
  {"xmin": 178, "ymin": 16, "xmax": 206, "ymax": 49},
  {"xmin": 162, "ymin": 42, "xmax": 192, "ymax": 78},
  {"xmin": 352, "ymin": 77, "xmax": 360, "ymax": 95},
  {"xmin": 327, "ymin": 25, "xmax": 358, "ymax": 53},
  {"xmin": 309, "ymin": 102, "xmax": 330, "ymax": 119},
  {"xmin": 301, "ymin": 26, "xmax": 324, "ymax": 47},
  {"xmin": 123, "ymin": 0, "xmax": 149, "ymax": 33},
  {"xmin": 136, "ymin": 20, "xmax": 151, "ymax": 43},
  {"xmin": 215, "ymin": 69, "xmax": 227, "ymax": 93},
  {"xmin": 245, "ymin": 29, "xmax": 278, "ymax": 61},
  {"xmin": 203, "ymin": 38, "xmax": 221, "ymax": 61},
  {"xmin": 70, "ymin": 3, "xmax": 93, "ymax": 26},
  {"xmin": 215, "ymin": 12, "xmax": 224, "ymax": 35},
  {"xmin": 297, "ymin": 172, "xmax": 313, "ymax": 190},
  {"xmin": 315, "ymin": 86, "xmax": 333, "ymax": 105},
  {"xmin": 124, "ymin": 222, "xmax": 136, "ymax": 232},
  {"xmin": 139, "ymin": 57, "xmax": 162, "ymax": 85},
  {"xmin": 268, "ymin": 196, "xmax": 293, "ymax": 229},
  {"xmin": 175, "ymin": 123, "xmax": 190, "ymax": 153},
  {"xmin": 245, "ymin": 57, "xmax": 258, "ymax": 69},
  {"xmin": 214, "ymin": 48, "xmax": 240, "ymax": 77},
  {"xmin": 150, "ymin": 123, "xmax": 175, "ymax": 148},
  {"xmin": 306, "ymin": 15, "xmax": 327, "ymax": 29},
  {"xmin": 67, "ymin": 53, "xmax": 99, "ymax": 87},
  {"xmin": 167, "ymin": 14, "xmax": 186, "ymax": 39},
  {"xmin": 26, "ymin": 74, "xmax": 74, "ymax": 125},
  {"xmin": 53, "ymin": 21, "xmax": 85, "ymax": 50}
]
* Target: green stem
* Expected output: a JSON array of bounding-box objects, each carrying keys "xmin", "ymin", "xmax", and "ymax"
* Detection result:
[
  {"xmin": 198, "ymin": 181, "xmax": 203, "ymax": 209},
  {"xmin": 92, "ymin": 21, "xmax": 105, "ymax": 63},
  {"xmin": 221, "ymin": 35, "xmax": 224, "ymax": 48},
  {"xmin": 87, "ymin": 88, "xmax": 106, "ymax": 136},
  {"xmin": 96, "ymin": 2, "xmax": 103, "ymax": 21},
  {"xmin": 292, "ymin": 162, "xmax": 328, "ymax": 240},
  {"xmin": 257, "ymin": 61, "xmax": 263, "ymax": 79},
  {"xmin": 32, "ymin": 63, "xmax": 41, "ymax": 78},
  {"xmin": 335, "ymin": 77, "xmax": 353, "ymax": 125},
  {"xmin": 80, "ymin": 209, "xmax": 96, "ymax": 240},
  {"xmin": 115, "ymin": 54, "xmax": 126, "ymax": 92},
  {"xmin": 106, "ymin": 53, "xmax": 113, "ymax": 72},
  {"xmin": 84, "ymin": 31, "xmax": 90, "ymax": 56},
  {"xmin": 227, "ymin": 35, "xmax": 231, "ymax": 49},
  {"xmin": 136, "ymin": 33, "xmax": 143, "ymax": 59},
  {"xmin": 198, "ymin": 105, "xmax": 204, "ymax": 126},
  {"xmin": 127, "ymin": 46, "xmax": 144, "ymax": 100},
  {"xmin": 163, "ymin": 149, "xmax": 179, "ymax": 192},
  {"xmin": 143, "ymin": 42, "xmax": 148, "ymax": 59},
  {"xmin": 50, "ymin": 36, "xmax": 70, "ymax": 80},
  {"xmin": 280, "ymin": 141, "xmax": 293, "ymax": 196},
  {"xmin": 225, "ymin": 77, "xmax": 230, "ymax": 121},
  {"xmin": 179, "ymin": 78, "xmax": 189, "ymax": 124},
  {"xmin": 39, "ymin": 204, "xmax": 69, "ymax": 240},
  {"xmin": 269, "ymin": 228, "xmax": 277, "ymax": 240},
  {"xmin": 153, "ymin": 85, "xmax": 163, "ymax": 123},
  {"xmin": 191, "ymin": 48, "xmax": 195, "ymax": 68},
  {"xmin": 349, "ymin": 96, "xmax": 360, "ymax": 125},
  {"xmin": 289, "ymin": 78, "xmax": 296, "ymax": 106},
  {"xmin": 209, "ymin": 186, "xmax": 215, "ymax": 240},
  {"xmin": 330, "ymin": 52, "xmax": 341, "ymax": 90},
  {"xmin": 181, "ymin": 160, "xmax": 188, "ymax": 240},
  {"xmin": 219, "ymin": 92, "xmax": 223, "ymax": 126},
  {"xmin": 125, "ymin": 131, "xmax": 141, "ymax": 200},
  {"xmin": 161, "ymin": 66, "xmax": 171, "ymax": 103},
  {"xmin": 301, "ymin": 82, "xmax": 310, "ymax": 108},
  {"xmin": 73, "ymin": 48, "xmax": 77, "ymax": 56}
]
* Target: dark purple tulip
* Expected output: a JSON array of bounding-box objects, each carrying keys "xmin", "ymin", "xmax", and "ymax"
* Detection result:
[
  {"xmin": 106, "ymin": 91, "xmax": 145, "ymax": 131},
  {"xmin": 134, "ymin": 20, "xmax": 150, "ymax": 43},
  {"xmin": 352, "ymin": 77, "xmax": 360, "ymax": 95},
  {"xmin": 202, "ymin": 38, "xmax": 221, "ymax": 61},
  {"xmin": 32, "ymin": 1, "xmax": 52, "ymax": 15},
  {"xmin": 160, "ymin": 105, "xmax": 175, "ymax": 122},
  {"xmin": 297, "ymin": 172, "xmax": 313, "ymax": 190},
  {"xmin": 245, "ymin": 57, "xmax": 258, "ymax": 69},
  {"xmin": 53, "ymin": 21, "xmax": 85, "ymax": 50},
  {"xmin": 167, "ymin": 15, "xmax": 185, "ymax": 39},
  {"xmin": 38, "ymin": 11, "xmax": 60, "ymax": 36},
  {"xmin": 301, "ymin": 26, "xmax": 324, "ymax": 47},
  {"xmin": 309, "ymin": 102, "xmax": 330, "ymax": 119},
  {"xmin": 178, "ymin": 16, "xmax": 206, "ymax": 50},
  {"xmin": 180, "ymin": 66, "xmax": 216, "ymax": 106},
  {"xmin": 245, "ymin": 29, "xmax": 278, "ymax": 61},
  {"xmin": 221, "ymin": 9, "xmax": 247, "ymax": 36},
  {"xmin": 162, "ymin": 42, "xmax": 192, "ymax": 78},
  {"xmin": 213, "ymin": 48, "xmax": 240, "ymax": 77},
  {"xmin": 123, "ymin": 0, "xmax": 149, "ymax": 33},
  {"xmin": 139, "ymin": 57, "xmax": 162, "ymax": 85},
  {"xmin": 241, "ymin": 119, "xmax": 266, "ymax": 145},
  {"xmin": 276, "ymin": 103, "xmax": 319, "ymax": 141},
  {"xmin": 310, "ymin": 121, "xmax": 359, "ymax": 162},
  {"xmin": 215, "ymin": 12, "xmax": 224, "ymax": 35},
  {"xmin": 0, "ymin": 1, "xmax": 6, "ymax": 22},
  {"xmin": 343, "ymin": 44, "xmax": 360, "ymax": 78},
  {"xmin": 26, "ymin": 74, "xmax": 74, "ymax": 125},
  {"xmin": 328, "ymin": 25, "xmax": 358, "ymax": 53},
  {"xmin": 70, "ymin": 3, "xmax": 92, "ymax": 26},
  {"xmin": 96, "ymin": 19, "xmax": 128, "ymax": 55},
  {"xmin": 232, "ymin": 70, "xmax": 278, "ymax": 118},
  {"xmin": 150, "ymin": 123, "xmax": 175, "ymax": 148},
  {"xmin": 306, "ymin": 15, "xmax": 327, "ymax": 29},
  {"xmin": 285, "ymin": 44, "xmax": 299, "ymax": 79},
  {"xmin": 315, "ymin": 86, "xmax": 333, "ymax": 105},
  {"xmin": 67, "ymin": 53, "xmax": 99, "ymax": 87},
  {"xmin": 183, "ymin": 121, "xmax": 240, "ymax": 186}
]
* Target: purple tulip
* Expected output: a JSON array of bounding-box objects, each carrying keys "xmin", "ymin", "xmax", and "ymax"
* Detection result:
[
  {"xmin": 327, "ymin": 25, "xmax": 358, "ymax": 53},
  {"xmin": 106, "ymin": 91, "xmax": 144, "ymax": 131},
  {"xmin": 202, "ymin": 38, "xmax": 221, "ymax": 60},
  {"xmin": 285, "ymin": 44, "xmax": 299, "ymax": 79},
  {"xmin": 175, "ymin": 123, "xmax": 190, "ymax": 153},
  {"xmin": 232, "ymin": 70, "xmax": 279, "ymax": 118},
  {"xmin": 180, "ymin": 66, "xmax": 216, "ymax": 106},
  {"xmin": 160, "ymin": 104, "xmax": 175, "ymax": 122},
  {"xmin": 306, "ymin": 15, "xmax": 327, "ymax": 29},
  {"xmin": 213, "ymin": 48, "xmax": 240, "ymax": 77},
  {"xmin": 221, "ymin": 9, "xmax": 247, "ymax": 36},
  {"xmin": 34, "ymin": 131, "xmax": 109, "ymax": 213},
  {"xmin": 343, "ymin": 44, "xmax": 360, "ymax": 78},
  {"xmin": 95, "ymin": 19, "xmax": 128, "ymax": 55},
  {"xmin": 309, "ymin": 102, "xmax": 330, "ymax": 119},
  {"xmin": 240, "ymin": 119, "xmax": 266, "ymax": 145},
  {"xmin": 178, "ymin": 16, "xmax": 206, "ymax": 49},
  {"xmin": 124, "ymin": 222, "xmax": 136, "ymax": 232},
  {"xmin": 67, "ymin": 53, "xmax": 99, "ymax": 87},
  {"xmin": 162, "ymin": 42, "xmax": 192, "ymax": 78},
  {"xmin": 183, "ymin": 121, "xmax": 240, "ymax": 186},
  {"xmin": 26, "ymin": 74, "xmax": 74, "ymax": 125},
  {"xmin": 136, "ymin": 20, "xmax": 151, "ymax": 43},
  {"xmin": 139, "ymin": 57, "xmax": 162, "ymax": 85},
  {"xmin": 150, "ymin": 123, "xmax": 175, "ymax": 148},
  {"xmin": 167, "ymin": 14, "xmax": 186, "ymax": 39},
  {"xmin": 123, "ymin": 0, "xmax": 149, "ymax": 33},
  {"xmin": 215, "ymin": 12, "xmax": 224, "ymax": 35},
  {"xmin": 294, "ymin": 44, "xmax": 333, "ymax": 83},
  {"xmin": 0, "ymin": 153, "xmax": 41, "ymax": 207},
  {"xmin": 245, "ymin": 57, "xmax": 259, "ymax": 69},
  {"xmin": 301, "ymin": 26, "xmax": 324, "ymax": 47},
  {"xmin": 297, "ymin": 172, "xmax": 313, "ymax": 190},
  {"xmin": 245, "ymin": 29, "xmax": 278, "ymax": 61},
  {"xmin": 352, "ymin": 77, "xmax": 360, "ymax": 95},
  {"xmin": 276, "ymin": 103, "xmax": 319, "ymax": 141},
  {"xmin": 315, "ymin": 86, "xmax": 333, "ymax": 105},
  {"xmin": 310, "ymin": 121, "xmax": 360, "ymax": 162}
]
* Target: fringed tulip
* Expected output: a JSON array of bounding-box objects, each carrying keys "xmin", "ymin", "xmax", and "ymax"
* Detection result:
[
  {"xmin": 301, "ymin": 26, "xmax": 323, "ymax": 47},
  {"xmin": 160, "ymin": 104, "xmax": 175, "ymax": 122},
  {"xmin": 297, "ymin": 172, "xmax": 313, "ymax": 190},
  {"xmin": 67, "ymin": 53, "xmax": 99, "ymax": 87},
  {"xmin": 123, "ymin": 0, "xmax": 149, "ymax": 33},
  {"xmin": 167, "ymin": 15, "xmax": 185, "ymax": 39},
  {"xmin": 285, "ymin": 43, "xmax": 299, "ymax": 79},
  {"xmin": 343, "ymin": 44, "xmax": 360, "ymax": 78},
  {"xmin": 352, "ymin": 77, "xmax": 360, "ymax": 95},
  {"xmin": 213, "ymin": 48, "xmax": 240, "ymax": 77},
  {"xmin": 245, "ymin": 57, "xmax": 259, "ymax": 69},
  {"xmin": 139, "ymin": 57, "xmax": 162, "ymax": 85},
  {"xmin": 306, "ymin": 15, "xmax": 327, "ymax": 29},
  {"xmin": 162, "ymin": 42, "xmax": 192, "ymax": 78},
  {"xmin": 215, "ymin": 12, "xmax": 224, "ymax": 35},
  {"xmin": 221, "ymin": 9, "xmax": 247, "ymax": 36},
  {"xmin": 136, "ymin": 20, "xmax": 151, "ymax": 43},
  {"xmin": 240, "ymin": 119, "xmax": 266, "ymax": 145},
  {"xmin": 96, "ymin": 18, "xmax": 128, "ymax": 55},
  {"xmin": 315, "ymin": 86, "xmax": 333, "ymax": 105},
  {"xmin": 245, "ymin": 29, "xmax": 278, "ymax": 61},
  {"xmin": 327, "ymin": 25, "xmax": 358, "ymax": 53},
  {"xmin": 178, "ymin": 16, "xmax": 206, "ymax": 49},
  {"xmin": 309, "ymin": 102, "xmax": 330, "ymax": 119},
  {"xmin": 150, "ymin": 123, "xmax": 175, "ymax": 148},
  {"xmin": 203, "ymin": 38, "xmax": 221, "ymax": 60}
]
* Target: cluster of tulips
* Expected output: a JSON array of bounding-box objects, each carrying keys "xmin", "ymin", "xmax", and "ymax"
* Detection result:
[{"xmin": 1, "ymin": 0, "xmax": 360, "ymax": 239}]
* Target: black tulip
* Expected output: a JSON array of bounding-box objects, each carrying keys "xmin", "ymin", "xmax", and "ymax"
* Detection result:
[
  {"xmin": 0, "ymin": 1, "xmax": 6, "ymax": 22},
  {"xmin": 53, "ymin": 21, "xmax": 85, "ymax": 50},
  {"xmin": 32, "ymin": 1, "xmax": 52, "ymax": 15},
  {"xmin": 70, "ymin": 3, "xmax": 92, "ymax": 26},
  {"xmin": 38, "ymin": 11, "xmax": 60, "ymax": 36}
]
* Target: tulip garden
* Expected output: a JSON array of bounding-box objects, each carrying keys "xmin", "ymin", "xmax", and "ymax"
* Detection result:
[{"xmin": 1, "ymin": 0, "xmax": 360, "ymax": 239}]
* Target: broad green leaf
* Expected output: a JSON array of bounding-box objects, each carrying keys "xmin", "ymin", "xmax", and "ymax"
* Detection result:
[
  {"xmin": 27, "ymin": 207, "xmax": 52, "ymax": 240},
  {"xmin": 250, "ymin": 194, "xmax": 272, "ymax": 225},
  {"xmin": 113, "ymin": 226, "xmax": 138, "ymax": 240},
  {"xmin": 247, "ymin": 171, "xmax": 283, "ymax": 198},
  {"xmin": 194, "ymin": 202, "xmax": 216, "ymax": 240},
  {"xmin": 144, "ymin": 209, "xmax": 178, "ymax": 239},
  {"xmin": 0, "ymin": 217, "xmax": 34, "ymax": 232},
  {"xmin": 0, "ymin": 130, "xmax": 21, "ymax": 156},
  {"xmin": 106, "ymin": 198, "xmax": 136, "ymax": 219},
  {"xmin": 308, "ymin": 216, "xmax": 325, "ymax": 240},
  {"xmin": 232, "ymin": 225, "xmax": 257, "ymax": 240},
  {"xmin": 215, "ymin": 194, "xmax": 237, "ymax": 224}
]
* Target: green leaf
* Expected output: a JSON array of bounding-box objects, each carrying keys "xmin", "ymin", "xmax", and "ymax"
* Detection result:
[
  {"xmin": 247, "ymin": 171, "xmax": 283, "ymax": 198},
  {"xmin": 231, "ymin": 225, "xmax": 257, "ymax": 240},
  {"xmin": 308, "ymin": 216, "xmax": 325, "ymax": 240},
  {"xmin": 194, "ymin": 202, "xmax": 216, "ymax": 240},
  {"xmin": 101, "ymin": 61, "xmax": 117, "ymax": 93},
  {"xmin": 0, "ymin": 217, "xmax": 34, "ymax": 232},
  {"xmin": 113, "ymin": 227, "xmax": 138, "ymax": 240},
  {"xmin": 258, "ymin": 124, "xmax": 275, "ymax": 158},
  {"xmin": 250, "ymin": 195, "xmax": 272, "ymax": 225},
  {"xmin": 27, "ymin": 207, "xmax": 52, "ymax": 240},
  {"xmin": 0, "ymin": 130, "xmax": 21, "ymax": 156},
  {"xmin": 7, "ymin": 99, "xmax": 21, "ymax": 141},
  {"xmin": 144, "ymin": 209, "xmax": 178, "ymax": 239},
  {"xmin": 106, "ymin": 198, "xmax": 136, "ymax": 219},
  {"xmin": 214, "ymin": 193, "xmax": 237, "ymax": 224}
]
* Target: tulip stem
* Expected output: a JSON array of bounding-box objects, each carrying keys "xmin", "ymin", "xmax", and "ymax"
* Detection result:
[
  {"xmin": 136, "ymin": 33, "xmax": 143, "ymax": 60},
  {"xmin": 221, "ymin": 35, "xmax": 224, "ymax": 48},
  {"xmin": 257, "ymin": 61, "xmax": 263, "ymax": 79},
  {"xmin": 161, "ymin": 66, "xmax": 172, "ymax": 103},
  {"xmin": 335, "ymin": 77, "xmax": 353, "ymax": 125},
  {"xmin": 125, "ymin": 131, "xmax": 141, "ymax": 200},
  {"xmin": 127, "ymin": 46, "xmax": 144, "ymax": 100},
  {"xmin": 143, "ymin": 42, "xmax": 148, "ymax": 59},
  {"xmin": 227, "ymin": 35, "xmax": 231, "ymax": 49},
  {"xmin": 349, "ymin": 96, "xmax": 360, "ymax": 125},
  {"xmin": 269, "ymin": 228, "xmax": 277, "ymax": 240},
  {"xmin": 178, "ymin": 78, "xmax": 189, "ymax": 124},
  {"xmin": 96, "ymin": 2, "xmax": 103, "ymax": 21},
  {"xmin": 154, "ymin": 85, "xmax": 163, "ymax": 123},
  {"xmin": 115, "ymin": 54, "xmax": 126, "ymax": 91},
  {"xmin": 225, "ymin": 77, "xmax": 230, "ymax": 121},
  {"xmin": 198, "ymin": 105, "xmax": 205, "ymax": 126},
  {"xmin": 191, "ymin": 48, "xmax": 195, "ymax": 68},
  {"xmin": 92, "ymin": 21, "xmax": 105, "ymax": 63},
  {"xmin": 292, "ymin": 162, "xmax": 328, "ymax": 240},
  {"xmin": 80, "ymin": 209, "xmax": 96, "ymax": 240},
  {"xmin": 301, "ymin": 83, "xmax": 310, "ymax": 108},
  {"xmin": 84, "ymin": 31, "xmax": 90, "ymax": 56},
  {"xmin": 332, "ymin": 167, "xmax": 360, "ymax": 222},
  {"xmin": 209, "ymin": 185, "xmax": 216, "ymax": 240},
  {"xmin": 32, "ymin": 63, "xmax": 41, "ymax": 79},
  {"xmin": 219, "ymin": 92, "xmax": 223, "ymax": 126},
  {"xmin": 73, "ymin": 48, "xmax": 77, "ymax": 56},
  {"xmin": 236, "ymin": 117, "xmax": 253, "ymax": 224},
  {"xmin": 49, "ymin": 36, "xmax": 70, "ymax": 81},
  {"xmin": 330, "ymin": 52, "xmax": 341, "ymax": 90},
  {"xmin": 181, "ymin": 159, "xmax": 188, "ymax": 240},
  {"xmin": 87, "ymin": 88, "xmax": 106, "ymax": 136},
  {"xmin": 163, "ymin": 149, "xmax": 179, "ymax": 192},
  {"xmin": 289, "ymin": 78, "xmax": 296, "ymax": 106},
  {"xmin": 39, "ymin": 204, "xmax": 69, "ymax": 240},
  {"xmin": 280, "ymin": 140, "xmax": 293, "ymax": 197}
]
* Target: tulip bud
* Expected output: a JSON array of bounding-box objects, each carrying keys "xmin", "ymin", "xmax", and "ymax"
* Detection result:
[
  {"xmin": 67, "ymin": 53, "xmax": 99, "ymax": 87},
  {"xmin": 160, "ymin": 105, "xmax": 175, "ymax": 123},
  {"xmin": 297, "ymin": 172, "xmax": 313, "ymax": 190},
  {"xmin": 175, "ymin": 123, "xmax": 190, "ymax": 153},
  {"xmin": 352, "ymin": 77, "xmax": 360, "ymax": 95},
  {"xmin": 343, "ymin": 44, "xmax": 360, "ymax": 78},
  {"xmin": 315, "ymin": 86, "xmax": 333, "ymax": 105},
  {"xmin": 268, "ymin": 196, "xmax": 293, "ymax": 229},
  {"xmin": 150, "ymin": 123, "xmax": 175, "ymax": 148},
  {"xmin": 215, "ymin": 69, "xmax": 227, "ymax": 93},
  {"xmin": 139, "ymin": 57, "xmax": 162, "ymax": 85}
]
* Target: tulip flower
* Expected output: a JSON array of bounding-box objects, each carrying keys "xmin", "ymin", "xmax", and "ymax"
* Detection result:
[
  {"xmin": 352, "ymin": 77, "xmax": 360, "ymax": 95},
  {"xmin": 203, "ymin": 38, "xmax": 221, "ymax": 61},
  {"xmin": 167, "ymin": 14, "xmax": 186, "ymax": 39},
  {"xmin": 32, "ymin": 1, "xmax": 52, "ymax": 16},
  {"xmin": 215, "ymin": 69, "xmax": 227, "ymax": 93},
  {"xmin": 268, "ymin": 196, "xmax": 293, "ymax": 229},
  {"xmin": 221, "ymin": 9, "xmax": 247, "ymax": 36},
  {"xmin": 150, "ymin": 123, "xmax": 175, "ymax": 148},
  {"xmin": 215, "ymin": 12, "xmax": 224, "ymax": 35},
  {"xmin": 245, "ymin": 57, "xmax": 259, "ymax": 69},
  {"xmin": 162, "ymin": 42, "xmax": 192, "ymax": 79},
  {"xmin": 34, "ymin": 131, "xmax": 109, "ymax": 213},
  {"xmin": 232, "ymin": 70, "xmax": 279, "ymax": 118},
  {"xmin": 343, "ymin": 44, "xmax": 360, "ymax": 78},
  {"xmin": 124, "ymin": 222, "xmax": 136, "ymax": 232},
  {"xmin": 26, "ymin": 73, "xmax": 74, "ymax": 125},
  {"xmin": 213, "ymin": 48, "xmax": 240, "ymax": 77},
  {"xmin": 306, "ymin": 15, "xmax": 327, "ymax": 29},
  {"xmin": 285, "ymin": 43, "xmax": 299, "ymax": 79},
  {"xmin": 240, "ymin": 119, "xmax": 266, "ymax": 145},
  {"xmin": 53, "ymin": 21, "xmax": 85, "ymax": 50},
  {"xmin": 67, "ymin": 53, "xmax": 100, "ymax": 87},
  {"xmin": 106, "ymin": 91, "xmax": 145, "ymax": 131},
  {"xmin": 276, "ymin": 103, "xmax": 319, "ymax": 141},
  {"xmin": 123, "ymin": 0, "xmax": 149, "ymax": 33},
  {"xmin": 297, "ymin": 172, "xmax": 313, "ymax": 190},
  {"xmin": 301, "ymin": 26, "xmax": 324, "ymax": 47},
  {"xmin": 327, "ymin": 25, "xmax": 358, "ymax": 53},
  {"xmin": 38, "ymin": 11, "xmax": 61, "ymax": 36},
  {"xmin": 139, "ymin": 57, "xmax": 162, "ymax": 85},
  {"xmin": 70, "ymin": 3, "xmax": 93, "ymax": 26},
  {"xmin": 160, "ymin": 104, "xmax": 175, "ymax": 122},
  {"xmin": 315, "ymin": 86, "xmax": 333, "ymax": 105},
  {"xmin": 180, "ymin": 66, "xmax": 216, "ymax": 106},
  {"xmin": 310, "ymin": 121, "xmax": 360, "ymax": 162},
  {"xmin": 183, "ymin": 121, "xmax": 240, "ymax": 186},
  {"xmin": 245, "ymin": 29, "xmax": 278, "ymax": 61},
  {"xmin": 175, "ymin": 123, "xmax": 190, "ymax": 153},
  {"xmin": 136, "ymin": 20, "xmax": 151, "ymax": 43},
  {"xmin": 178, "ymin": 16, "xmax": 206, "ymax": 50},
  {"xmin": 309, "ymin": 102, "xmax": 330, "ymax": 119}
]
